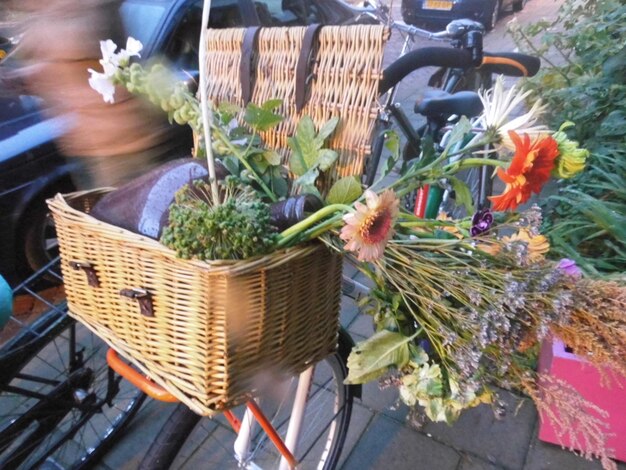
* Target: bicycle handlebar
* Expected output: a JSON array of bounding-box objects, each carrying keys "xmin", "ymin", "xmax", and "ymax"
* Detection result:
[
  {"xmin": 379, "ymin": 48, "xmax": 541, "ymax": 95},
  {"xmin": 379, "ymin": 47, "xmax": 474, "ymax": 94},
  {"xmin": 480, "ymin": 52, "xmax": 540, "ymax": 77}
]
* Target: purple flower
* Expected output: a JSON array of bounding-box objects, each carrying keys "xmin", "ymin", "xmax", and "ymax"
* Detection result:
[
  {"xmin": 556, "ymin": 258, "xmax": 582, "ymax": 279},
  {"xmin": 471, "ymin": 209, "xmax": 494, "ymax": 237}
]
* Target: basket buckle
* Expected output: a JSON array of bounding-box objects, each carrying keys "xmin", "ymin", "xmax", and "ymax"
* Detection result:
[
  {"xmin": 119, "ymin": 288, "xmax": 154, "ymax": 318},
  {"xmin": 69, "ymin": 261, "xmax": 100, "ymax": 288}
]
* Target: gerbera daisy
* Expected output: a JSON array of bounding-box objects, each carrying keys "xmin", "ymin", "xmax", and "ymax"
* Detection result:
[
  {"xmin": 489, "ymin": 131, "xmax": 559, "ymax": 211},
  {"xmin": 340, "ymin": 189, "xmax": 399, "ymax": 262},
  {"xmin": 476, "ymin": 75, "xmax": 548, "ymax": 150}
]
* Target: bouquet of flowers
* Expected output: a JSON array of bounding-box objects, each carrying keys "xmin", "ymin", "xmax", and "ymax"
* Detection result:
[{"xmin": 89, "ymin": 37, "xmax": 624, "ymax": 469}]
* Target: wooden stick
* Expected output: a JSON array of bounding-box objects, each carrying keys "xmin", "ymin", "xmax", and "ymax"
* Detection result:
[{"xmin": 199, "ymin": 0, "xmax": 220, "ymax": 203}]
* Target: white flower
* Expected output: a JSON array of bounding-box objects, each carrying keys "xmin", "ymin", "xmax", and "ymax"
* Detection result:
[
  {"xmin": 88, "ymin": 69, "xmax": 116, "ymax": 103},
  {"xmin": 99, "ymin": 39, "xmax": 118, "ymax": 65},
  {"xmin": 115, "ymin": 37, "xmax": 143, "ymax": 66},
  {"xmin": 476, "ymin": 75, "xmax": 548, "ymax": 150}
]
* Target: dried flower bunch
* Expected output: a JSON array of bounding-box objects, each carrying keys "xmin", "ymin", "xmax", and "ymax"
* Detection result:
[{"xmin": 89, "ymin": 37, "xmax": 622, "ymax": 467}]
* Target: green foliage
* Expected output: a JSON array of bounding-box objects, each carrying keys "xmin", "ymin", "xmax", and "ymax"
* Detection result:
[
  {"xmin": 345, "ymin": 330, "xmax": 412, "ymax": 384},
  {"xmin": 243, "ymin": 99, "xmax": 284, "ymax": 132},
  {"xmin": 509, "ymin": 0, "xmax": 626, "ymax": 274},
  {"xmin": 288, "ymin": 116, "xmax": 339, "ymax": 196},
  {"xmin": 161, "ymin": 181, "xmax": 279, "ymax": 260},
  {"xmin": 326, "ymin": 176, "xmax": 363, "ymax": 205}
]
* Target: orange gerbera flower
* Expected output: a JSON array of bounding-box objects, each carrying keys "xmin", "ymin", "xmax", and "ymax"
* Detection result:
[
  {"xmin": 340, "ymin": 189, "xmax": 399, "ymax": 262},
  {"xmin": 489, "ymin": 131, "xmax": 559, "ymax": 211}
]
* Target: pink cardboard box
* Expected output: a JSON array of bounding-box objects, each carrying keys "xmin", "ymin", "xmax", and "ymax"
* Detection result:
[{"xmin": 538, "ymin": 338, "xmax": 626, "ymax": 462}]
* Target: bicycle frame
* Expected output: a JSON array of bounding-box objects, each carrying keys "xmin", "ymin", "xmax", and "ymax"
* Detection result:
[{"xmin": 107, "ymin": 348, "xmax": 305, "ymax": 469}]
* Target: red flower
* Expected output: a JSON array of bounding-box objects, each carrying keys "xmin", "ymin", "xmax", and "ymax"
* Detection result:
[{"xmin": 489, "ymin": 131, "xmax": 559, "ymax": 211}]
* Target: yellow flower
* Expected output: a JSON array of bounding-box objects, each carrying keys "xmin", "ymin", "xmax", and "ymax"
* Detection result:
[
  {"xmin": 502, "ymin": 229, "xmax": 549, "ymax": 263},
  {"xmin": 551, "ymin": 123, "xmax": 588, "ymax": 179},
  {"xmin": 476, "ymin": 241, "xmax": 501, "ymax": 256},
  {"xmin": 340, "ymin": 189, "xmax": 399, "ymax": 262}
]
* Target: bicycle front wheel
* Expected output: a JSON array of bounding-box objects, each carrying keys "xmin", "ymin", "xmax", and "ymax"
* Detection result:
[
  {"xmin": 0, "ymin": 262, "xmax": 146, "ymax": 469},
  {"xmin": 140, "ymin": 349, "xmax": 353, "ymax": 470}
]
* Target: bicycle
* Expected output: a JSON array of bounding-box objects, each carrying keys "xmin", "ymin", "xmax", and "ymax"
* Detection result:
[
  {"xmin": 0, "ymin": 258, "xmax": 146, "ymax": 469},
  {"xmin": 352, "ymin": 2, "xmax": 539, "ymax": 215}
]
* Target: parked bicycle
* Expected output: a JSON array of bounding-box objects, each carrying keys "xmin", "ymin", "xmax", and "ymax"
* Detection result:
[
  {"xmin": 351, "ymin": 2, "xmax": 540, "ymax": 217},
  {"xmin": 0, "ymin": 258, "xmax": 146, "ymax": 469}
]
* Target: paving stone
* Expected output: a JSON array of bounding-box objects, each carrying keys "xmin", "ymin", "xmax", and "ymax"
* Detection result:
[
  {"xmin": 422, "ymin": 390, "xmax": 537, "ymax": 469},
  {"xmin": 360, "ymin": 380, "xmax": 409, "ymax": 422},
  {"xmin": 343, "ymin": 262, "xmax": 360, "ymax": 280},
  {"xmin": 341, "ymin": 414, "xmax": 461, "ymax": 470},
  {"xmin": 458, "ymin": 453, "xmax": 505, "ymax": 470},
  {"xmin": 523, "ymin": 426, "xmax": 626, "ymax": 470},
  {"xmin": 523, "ymin": 439, "xmax": 604, "ymax": 470},
  {"xmin": 338, "ymin": 402, "xmax": 376, "ymax": 468},
  {"xmin": 340, "ymin": 296, "xmax": 361, "ymax": 328},
  {"xmin": 347, "ymin": 313, "xmax": 375, "ymax": 339},
  {"xmin": 351, "ymin": 271, "xmax": 375, "ymax": 289},
  {"xmin": 100, "ymin": 399, "xmax": 178, "ymax": 469}
]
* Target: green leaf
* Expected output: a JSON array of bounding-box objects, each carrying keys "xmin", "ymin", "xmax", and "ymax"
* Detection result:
[
  {"xmin": 298, "ymin": 184, "xmax": 322, "ymax": 199},
  {"xmin": 408, "ymin": 343, "xmax": 429, "ymax": 366},
  {"xmin": 345, "ymin": 330, "xmax": 411, "ymax": 385},
  {"xmin": 317, "ymin": 149, "xmax": 338, "ymax": 172},
  {"xmin": 444, "ymin": 116, "xmax": 472, "ymax": 152},
  {"xmin": 222, "ymin": 156, "xmax": 240, "ymax": 176},
  {"xmin": 217, "ymin": 102, "xmax": 240, "ymax": 124},
  {"xmin": 294, "ymin": 116, "xmax": 320, "ymax": 169},
  {"xmin": 270, "ymin": 170, "xmax": 289, "ymax": 198},
  {"xmin": 294, "ymin": 168, "xmax": 319, "ymax": 188},
  {"xmin": 448, "ymin": 176, "xmax": 474, "ymax": 214},
  {"xmin": 287, "ymin": 136, "xmax": 307, "ymax": 177},
  {"xmin": 383, "ymin": 131, "xmax": 401, "ymax": 178},
  {"xmin": 416, "ymin": 135, "xmax": 436, "ymax": 169},
  {"xmin": 244, "ymin": 103, "xmax": 284, "ymax": 132},
  {"xmin": 263, "ymin": 149, "xmax": 282, "ymax": 166},
  {"xmin": 316, "ymin": 116, "xmax": 340, "ymax": 143},
  {"xmin": 326, "ymin": 176, "xmax": 363, "ymax": 204},
  {"xmin": 261, "ymin": 98, "xmax": 283, "ymax": 111}
]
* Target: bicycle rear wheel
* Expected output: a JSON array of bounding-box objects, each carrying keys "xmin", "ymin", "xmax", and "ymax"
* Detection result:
[
  {"xmin": 140, "ymin": 347, "xmax": 353, "ymax": 469},
  {"xmin": 0, "ymin": 260, "xmax": 146, "ymax": 469}
]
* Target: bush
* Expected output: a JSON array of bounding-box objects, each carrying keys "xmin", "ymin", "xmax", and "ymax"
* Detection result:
[{"xmin": 509, "ymin": 0, "xmax": 626, "ymax": 275}]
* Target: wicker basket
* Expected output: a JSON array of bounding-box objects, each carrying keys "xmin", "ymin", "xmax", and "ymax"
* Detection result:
[{"xmin": 49, "ymin": 189, "xmax": 342, "ymax": 415}]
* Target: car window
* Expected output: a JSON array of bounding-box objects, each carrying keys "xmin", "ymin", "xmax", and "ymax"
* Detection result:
[
  {"xmin": 164, "ymin": 0, "xmax": 244, "ymax": 70},
  {"xmin": 120, "ymin": 1, "xmax": 168, "ymax": 46},
  {"xmin": 254, "ymin": 0, "xmax": 323, "ymax": 25}
]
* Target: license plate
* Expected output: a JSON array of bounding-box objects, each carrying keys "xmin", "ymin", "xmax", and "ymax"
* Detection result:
[{"xmin": 423, "ymin": 0, "xmax": 453, "ymax": 10}]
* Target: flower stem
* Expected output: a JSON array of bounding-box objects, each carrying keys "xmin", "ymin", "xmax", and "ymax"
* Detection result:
[
  {"xmin": 443, "ymin": 158, "xmax": 507, "ymax": 173},
  {"xmin": 278, "ymin": 204, "xmax": 352, "ymax": 246},
  {"xmin": 211, "ymin": 126, "xmax": 278, "ymax": 202}
]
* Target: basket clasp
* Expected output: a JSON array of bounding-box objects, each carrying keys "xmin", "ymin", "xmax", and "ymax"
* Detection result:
[
  {"xmin": 119, "ymin": 288, "xmax": 154, "ymax": 318},
  {"xmin": 69, "ymin": 261, "xmax": 100, "ymax": 288}
]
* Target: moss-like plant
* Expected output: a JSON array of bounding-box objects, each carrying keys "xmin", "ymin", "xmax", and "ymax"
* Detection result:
[{"xmin": 160, "ymin": 180, "xmax": 278, "ymax": 261}]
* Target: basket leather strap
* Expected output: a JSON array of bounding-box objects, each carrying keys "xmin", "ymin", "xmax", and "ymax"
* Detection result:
[
  {"xmin": 240, "ymin": 26, "xmax": 261, "ymax": 106},
  {"xmin": 295, "ymin": 23, "xmax": 323, "ymax": 113}
]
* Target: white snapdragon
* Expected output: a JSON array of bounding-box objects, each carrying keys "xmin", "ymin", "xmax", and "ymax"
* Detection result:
[
  {"xmin": 87, "ymin": 37, "xmax": 143, "ymax": 103},
  {"xmin": 87, "ymin": 69, "xmax": 116, "ymax": 103}
]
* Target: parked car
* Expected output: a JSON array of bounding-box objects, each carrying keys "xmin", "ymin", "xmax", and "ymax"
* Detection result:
[
  {"xmin": 0, "ymin": 0, "xmax": 371, "ymax": 285},
  {"xmin": 400, "ymin": 0, "xmax": 527, "ymax": 31}
]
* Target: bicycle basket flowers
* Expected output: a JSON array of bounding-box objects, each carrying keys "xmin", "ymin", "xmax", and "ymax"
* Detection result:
[{"xmin": 83, "ymin": 35, "xmax": 623, "ymax": 469}]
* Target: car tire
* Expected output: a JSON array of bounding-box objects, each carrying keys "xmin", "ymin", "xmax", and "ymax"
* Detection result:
[
  {"xmin": 483, "ymin": 0, "xmax": 501, "ymax": 31},
  {"xmin": 512, "ymin": 0, "xmax": 526, "ymax": 12},
  {"xmin": 21, "ymin": 201, "xmax": 59, "ymax": 276}
]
